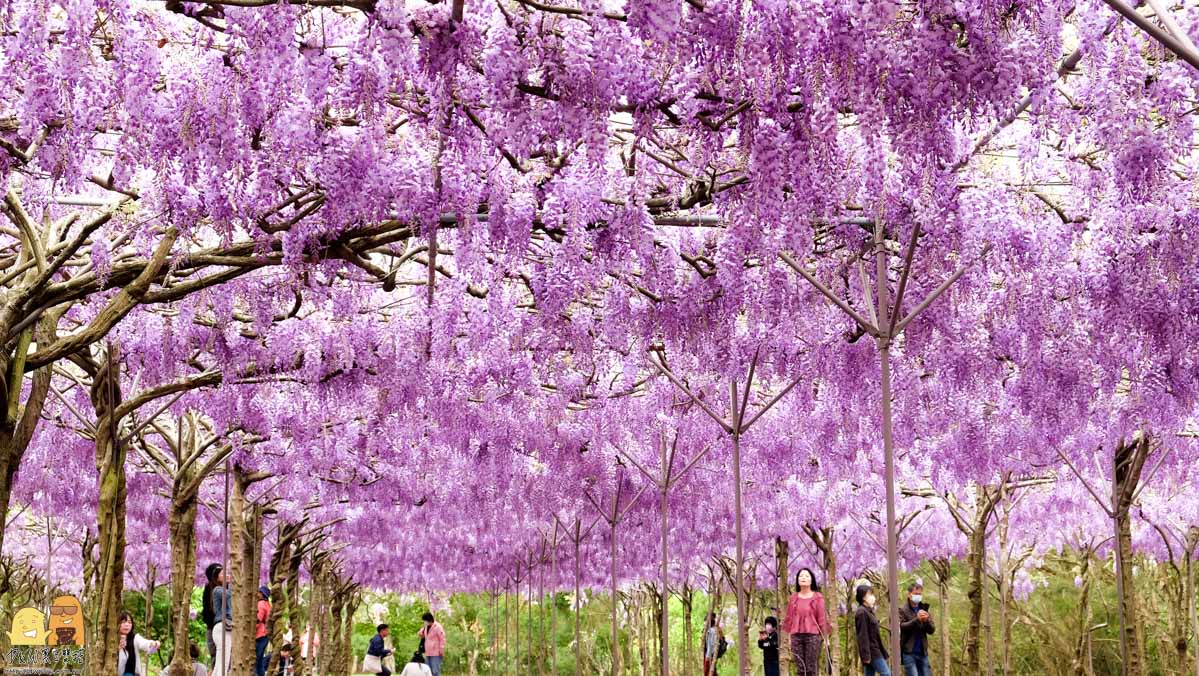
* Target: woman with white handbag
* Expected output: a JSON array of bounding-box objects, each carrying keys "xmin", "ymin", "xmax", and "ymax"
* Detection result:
[{"xmin": 364, "ymin": 625, "xmax": 394, "ymax": 676}]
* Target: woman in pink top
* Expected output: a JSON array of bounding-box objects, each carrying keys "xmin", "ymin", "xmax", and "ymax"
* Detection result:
[
  {"xmin": 418, "ymin": 613, "xmax": 445, "ymax": 676},
  {"xmin": 782, "ymin": 568, "xmax": 831, "ymax": 676}
]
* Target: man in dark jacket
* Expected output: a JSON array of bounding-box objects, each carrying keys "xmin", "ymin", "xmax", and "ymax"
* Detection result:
[
  {"xmin": 368, "ymin": 624, "xmax": 393, "ymax": 676},
  {"xmin": 201, "ymin": 564, "xmax": 222, "ymax": 665},
  {"xmin": 898, "ymin": 582, "xmax": 935, "ymax": 676}
]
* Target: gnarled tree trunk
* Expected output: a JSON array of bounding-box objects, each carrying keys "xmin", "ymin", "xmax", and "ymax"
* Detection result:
[
  {"xmin": 1112, "ymin": 436, "xmax": 1151, "ymax": 676},
  {"xmin": 328, "ymin": 591, "xmax": 345, "ymax": 676},
  {"xmin": 0, "ymin": 320, "xmax": 53, "ymax": 572},
  {"xmin": 1070, "ymin": 551, "xmax": 1093, "ymax": 676},
  {"xmin": 681, "ymin": 583, "xmax": 693, "ymax": 676},
  {"xmin": 963, "ymin": 486, "xmax": 1001, "ymax": 674},
  {"xmin": 229, "ymin": 465, "xmax": 265, "ymax": 676},
  {"xmin": 264, "ymin": 523, "xmax": 302, "ymax": 676},
  {"xmin": 167, "ymin": 466, "xmax": 201, "ymax": 676},
  {"xmin": 1186, "ymin": 527, "xmax": 1199, "ymax": 676},
  {"xmin": 287, "ymin": 544, "xmax": 308, "ymax": 676},
  {"xmin": 774, "ymin": 537, "xmax": 790, "ymax": 675},
  {"xmin": 89, "ymin": 352, "xmax": 127, "ymax": 676}
]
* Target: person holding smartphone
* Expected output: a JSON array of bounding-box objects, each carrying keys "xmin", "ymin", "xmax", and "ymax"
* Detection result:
[
  {"xmin": 757, "ymin": 616, "xmax": 780, "ymax": 676},
  {"xmin": 898, "ymin": 581, "xmax": 935, "ymax": 676}
]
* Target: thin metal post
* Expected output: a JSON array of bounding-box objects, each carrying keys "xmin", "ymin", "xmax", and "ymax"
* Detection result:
[
  {"xmin": 529, "ymin": 561, "xmax": 535, "ymax": 675},
  {"xmin": 503, "ymin": 586, "xmax": 509, "ymax": 675},
  {"xmin": 539, "ymin": 548, "xmax": 545, "ymax": 676},
  {"xmin": 875, "ymin": 221, "xmax": 903, "ymax": 672},
  {"xmin": 574, "ymin": 527, "xmax": 582, "ymax": 676},
  {"xmin": 730, "ymin": 380, "xmax": 748, "ymax": 676},
  {"xmin": 221, "ymin": 458, "xmax": 230, "ymax": 676},
  {"xmin": 878, "ymin": 344, "xmax": 902, "ymax": 672},
  {"xmin": 530, "ymin": 558, "xmax": 536, "ymax": 675},
  {"xmin": 611, "ymin": 519, "xmax": 620, "ymax": 676},
  {"xmin": 1186, "ymin": 542, "xmax": 1199, "ymax": 676},
  {"xmin": 551, "ymin": 532, "xmax": 559, "ymax": 676},
  {"xmin": 660, "ymin": 432, "xmax": 671, "ymax": 676},
  {"xmin": 516, "ymin": 566, "xmax": 522, "ymax": 675},
  {"xmin": 1113, "ymin": 450, "xmax": 1130, "ymax": 676}
]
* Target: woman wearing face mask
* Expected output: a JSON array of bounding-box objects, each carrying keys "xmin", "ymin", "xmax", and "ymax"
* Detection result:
[
  {"xmin": 854, "ymin": 584, "xmax": 890, "ymax": 676},
  {"xmin": 781, "ymin": 568, "xmax": 832, "ymax": 676}
]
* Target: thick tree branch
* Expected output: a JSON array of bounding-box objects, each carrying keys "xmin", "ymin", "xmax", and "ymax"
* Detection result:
[
  {"xmin": 25, "ymin": 228, "xmax": 179, "ymax": 369},
  {"xmin": 3, "ymin": 190, "xmax": 47, "ymax": 273},
  {"xmin": 114, "ymin": 369, "xmax": 222, "ymax": 422}
]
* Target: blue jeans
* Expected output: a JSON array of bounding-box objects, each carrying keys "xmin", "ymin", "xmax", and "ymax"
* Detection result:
[
  {"xmin": 865, "ymin": 657, "xmax": 891, "ymax": 676},
  {"xmin": 255, "ymin": 637, "xmax": 269, "ymax": 676},
  {"xmin": 902, "ymin": 653, "xmax": 931, "ymax": 676},
  {"xmin": 426, "ymin": 656, "xmax": 442, "ymax": 676}
]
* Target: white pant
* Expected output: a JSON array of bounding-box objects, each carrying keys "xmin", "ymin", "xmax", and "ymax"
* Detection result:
[{"xmin": 212, "ymin": 627, "xmax": 233, "ymax": 676}]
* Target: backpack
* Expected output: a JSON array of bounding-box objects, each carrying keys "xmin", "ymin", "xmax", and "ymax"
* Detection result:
[{"xmin": 716, "ymin": 633, "xmax": 728, "ymax": 659}]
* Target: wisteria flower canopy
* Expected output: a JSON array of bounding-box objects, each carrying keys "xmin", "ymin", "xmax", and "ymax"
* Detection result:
[{"xmin": 1, "ymin": 0, "xmax": 1198, "ymax": 673}]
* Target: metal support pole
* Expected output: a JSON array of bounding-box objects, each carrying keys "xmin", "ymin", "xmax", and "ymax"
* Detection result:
[
  {"xmin": 730, "ymin": 381, "xmax": 749, "ymax": 676},
  {"xmin": 539, "ymin": 553, "xmax": 545, "ymax": 676},
  {"xmin": 660, "ymin": 434, "xmax": 671, "ymax": 676},
  {"xmin": 878, "ymin": 344, "xmax": 902, "ymax": 671},
  {"xmin": 574, "ymin": 530, "xmax": 582, "ymax": 676},
  {"xmin": 503, "ymin": 587, "xmax": 509, "ymax": 674},
  {"xmin": 611, "ymin": 521, "xmax": 620, "ymax": 676},
  {"xmin": 1113, "ymin": 451, "xmax": 1130, "ymax": 676},
  {"xmin": 515, "ymin": 569, "xmax": 522, "ymax": 675},
  {"xmin": 551, "ymin": 536, "xmax": 560, "ymax": 676},
  {"xmin": 875, "ymin": 219, "xmax": 903, "ymax": 672}
]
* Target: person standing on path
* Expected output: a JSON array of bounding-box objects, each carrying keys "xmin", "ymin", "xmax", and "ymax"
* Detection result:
[
  {"xmin": 703, "ymin": 612, "xmax": 721, "ymax": 676},
  {"xmin": 368, "ymin": 624, "xmax": 394, "ymax": 676},
  {"xmin": 782, "ymin": 568, "xmax": 832, "ymax": 676},
  {"xmin": 899, "ymin": 582, "xmax": 935, "ymax": 676},
  {"xmin": 417, "ymin": 613, "xmax": 446, "ymax": 676},
  {"xmin": 211, "ymin": 568, "xmax": 234, "ymax": 676},
  {"xmin": 256, "ymin": 586, "xmax": 273, "ymax": 676},
  {"xmin": 758, "ymin": 616, "xmax": 781, "ymax": 676},
  {"xmin": 201, "ymin": 563, "xmax": 222, "ymax": 665},
  {"xmin": 854, "ymin": 583, "xmax": 890, "ymax": 676}
]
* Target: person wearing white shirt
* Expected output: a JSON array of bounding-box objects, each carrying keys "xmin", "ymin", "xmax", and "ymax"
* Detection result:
[
  {"xmin": 397, "ymin": 652, "xmax": 432, "ymax": 676},
  {"xmin": 117, "ymin": 611, "xmax": 160, "ymax": 676},
  {"xmin": 211, "ymin": 569, "xmax": 234, "ymax": 676}
]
